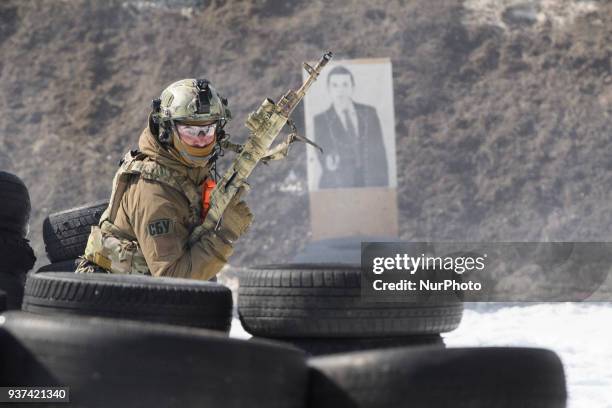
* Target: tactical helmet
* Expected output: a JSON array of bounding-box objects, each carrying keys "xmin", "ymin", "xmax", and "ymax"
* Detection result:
[{"xmin": 151, "ymin": 78, "xmax": 232, "ymax": 167}]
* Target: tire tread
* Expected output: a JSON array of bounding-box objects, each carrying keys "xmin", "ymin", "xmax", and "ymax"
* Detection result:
[
  {"xmin": 23, "ymin": 272, "xmax": 233, "ymax": 331},
  {"xmin": 43, "ymin": 201, "xmax": 108, "ymax": 262},
  {"xmin": 238, "ymin": 267, "xmax": 463, "ymax": 337}
]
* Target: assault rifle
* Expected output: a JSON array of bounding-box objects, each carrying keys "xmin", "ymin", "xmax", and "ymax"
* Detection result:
[{"xmin": 188, "ymin": 51, "xmax": 333, "ymax": 245}]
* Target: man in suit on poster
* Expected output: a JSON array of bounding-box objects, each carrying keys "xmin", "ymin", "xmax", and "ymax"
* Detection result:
[{"xmin": 314, "ymin": 65, "xmax": 389, "ymax": 189}]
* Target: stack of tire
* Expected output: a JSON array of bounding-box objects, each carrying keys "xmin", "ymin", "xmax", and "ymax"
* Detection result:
[
  {"xmin": 1, "ymin": 310, "xmax": 309, "ymax": 407},
  {"xmin": 0, "ymin": 171, "xmax": 36, "ymax": 309},
  {"xmin": 237, "ymin": 263, "xmax": 462, "ymax": 354},
  {"xmin": 0, "ymin": 198, "xmax": 306, "ymax": 407},
  {"xmin": 1, "ymin": 196, "xmax": 568, "ymax": 406},
  {"xmin": 236, "ymin": 243, "xmax": 567, "ymax": 407},
  {"xmin": 5, "ymin": 271, "xmax": 569, "ymax": 408},
  {"xmin": 8, "ymin": 251, "xmax": 309, "ymax": 407},
  {"xmin": 6, "ymin": 201, "xmax": 308, "ymax": 406},
  {"xmin": 9, "ymin": 272, "xmax": 312, "ymax": 408}
]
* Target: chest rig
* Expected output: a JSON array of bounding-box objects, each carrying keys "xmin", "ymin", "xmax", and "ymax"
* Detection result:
[{"xmin": 83, "ymin": 150, "xmax": 204, "ymax": 275}]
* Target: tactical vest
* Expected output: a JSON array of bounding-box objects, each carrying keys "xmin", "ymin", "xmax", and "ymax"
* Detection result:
[{"xmin": 82, "ymin": 150, "xmax": 204, "ymax": 275}]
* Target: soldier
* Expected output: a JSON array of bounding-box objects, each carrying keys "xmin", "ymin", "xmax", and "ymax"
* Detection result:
[{"xmin": 75, "ymin": 79, "xmax": 252, "ymax": 280}]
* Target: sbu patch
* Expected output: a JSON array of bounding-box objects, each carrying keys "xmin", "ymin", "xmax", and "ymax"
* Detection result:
[{"xmin": 148, "ymin": 219, "xmax": 173, "ymax": 237}]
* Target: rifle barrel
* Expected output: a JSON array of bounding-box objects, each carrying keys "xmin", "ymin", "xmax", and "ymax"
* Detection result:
[{"xmin": 297, "ymin": 51, "xmax": 333, "ymax": 97}]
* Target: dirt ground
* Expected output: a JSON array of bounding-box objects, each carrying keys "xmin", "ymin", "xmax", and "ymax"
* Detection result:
[{"xmin": 0, "ymin": 0, "xmax": 610, "ymax": 269}]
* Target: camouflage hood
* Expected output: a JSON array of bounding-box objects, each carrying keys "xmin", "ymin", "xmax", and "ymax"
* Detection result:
[{"xmin": 138, "ymin": 126, "xmax": 211, "ymax": 186}]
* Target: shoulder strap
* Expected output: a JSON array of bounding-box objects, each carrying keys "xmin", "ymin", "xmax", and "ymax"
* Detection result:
[
  {"xmin": 133, "ymin": 160, "xmax": 204, "ymax": 227},
  {"xmin": 129, "ymin": 161, "xmax": 202, "ymax": 208},
  {"xmin": 100, "ymin": 150, "xmax": 146, "ymax": 225},
  {"xmin": 100, "ymin": 150, "xmax": 205, "ymax": 227}
]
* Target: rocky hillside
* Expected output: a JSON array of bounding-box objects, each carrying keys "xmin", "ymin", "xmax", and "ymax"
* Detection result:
[{"xmin": 0, "ymin": 0, "xmax": 610, "ymax": 268}]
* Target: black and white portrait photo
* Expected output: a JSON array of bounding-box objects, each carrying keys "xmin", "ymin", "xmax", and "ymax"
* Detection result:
[{"xmin": 304, "ymin": 59, "xmax": 397, "ymax": 191}]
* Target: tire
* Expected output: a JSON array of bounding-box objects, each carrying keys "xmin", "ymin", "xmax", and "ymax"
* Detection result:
[
  {"xmin": 22, "ymin": 272, "xmax": 233, "ymax": 332},
  {"xmin": 308, "ymin": 347, "xmax": 567, "ymax": 408},
  {"xmin": 0, "ymin": 290, "xmax": 6, "ymax": 312},
  {"xmin": 43, "ymin": 201, "xmax": 108, "ymax": 263},
  {"xmin": 238, "ymin": 265, "xmax": 463, "ymax": 338},
  {"xmin": 270, "ymin": 335, "xmax": 444, "ymax": 356},
  {"xmin": 0, "ymin": 171, "xmax": 30, "ymax": 237},
  {"xmin": 36, "ymin": 259, "xmax": 78, "ymax": 273},
  {"xmin": 0, "ymin": 234, "xmax": 33, "ymax": 310},
  {"xmin": 0, "ymin": 272, "xmax": 24, "ymax": 310},
  {"xmin": 0, "ymin": 311, "xmax": 308, "ymax": 408},
  {"xmin": 0, "ymin": 233, "xmax": 36, "ymax": 273}
]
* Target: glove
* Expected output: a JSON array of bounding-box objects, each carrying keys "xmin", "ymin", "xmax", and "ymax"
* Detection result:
[{"xmin": 215, "ymin": 187, "xmax": 253, "ymax": 243}]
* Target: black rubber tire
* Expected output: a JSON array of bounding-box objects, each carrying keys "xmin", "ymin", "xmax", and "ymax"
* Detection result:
[
  {"xmin": 0, "ymin": 311, "xmax": 308, "ymax": 408},
  {"xmin": 22, "ymin": 272, "xmax": 233, "ymax": 332},
  {"xmin": 0, "ymin": 233, "xmax": 33, "ymax": 310},
  {"xmin": 308, "ymin": 347, "xmax": 567, "ymax": 408},
  {"xmin": 238, "ymin": 265, "xmax": 463, "ymax": 338},
  {"xmin": 43, "ymin": 201, "xmax": 108, "ymax": 263},
  {"xmin": 36, "ymin": 259, "xmax": 78, "ymax": 273},
  {"xmin": 0, "ymin": 290, "xmax": 6, "ymax": 312},
  {"xmin": 0, "ymin": 233, "xmax": 36, "ymax": 273},
  {"xmin": 0, "ymin": 171, "xmax": 30, "ymax": 237},
  {"xmin": 0, "ymin": 272, "xmax": 24, "ymax": 310},
  {"xmin": 270, "ymin": 335, "xmax": 445, "ymax": 356}
]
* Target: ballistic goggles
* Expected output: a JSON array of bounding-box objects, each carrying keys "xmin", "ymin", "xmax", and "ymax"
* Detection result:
[{"xmin": 175, "ymin": 122, "xmax": 217, "ymax": 147}]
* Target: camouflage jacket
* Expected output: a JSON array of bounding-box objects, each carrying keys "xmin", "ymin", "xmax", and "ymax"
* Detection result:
[{"xmin": 79, "ymin": 127, "xmax": 232, "ymax": 280}]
